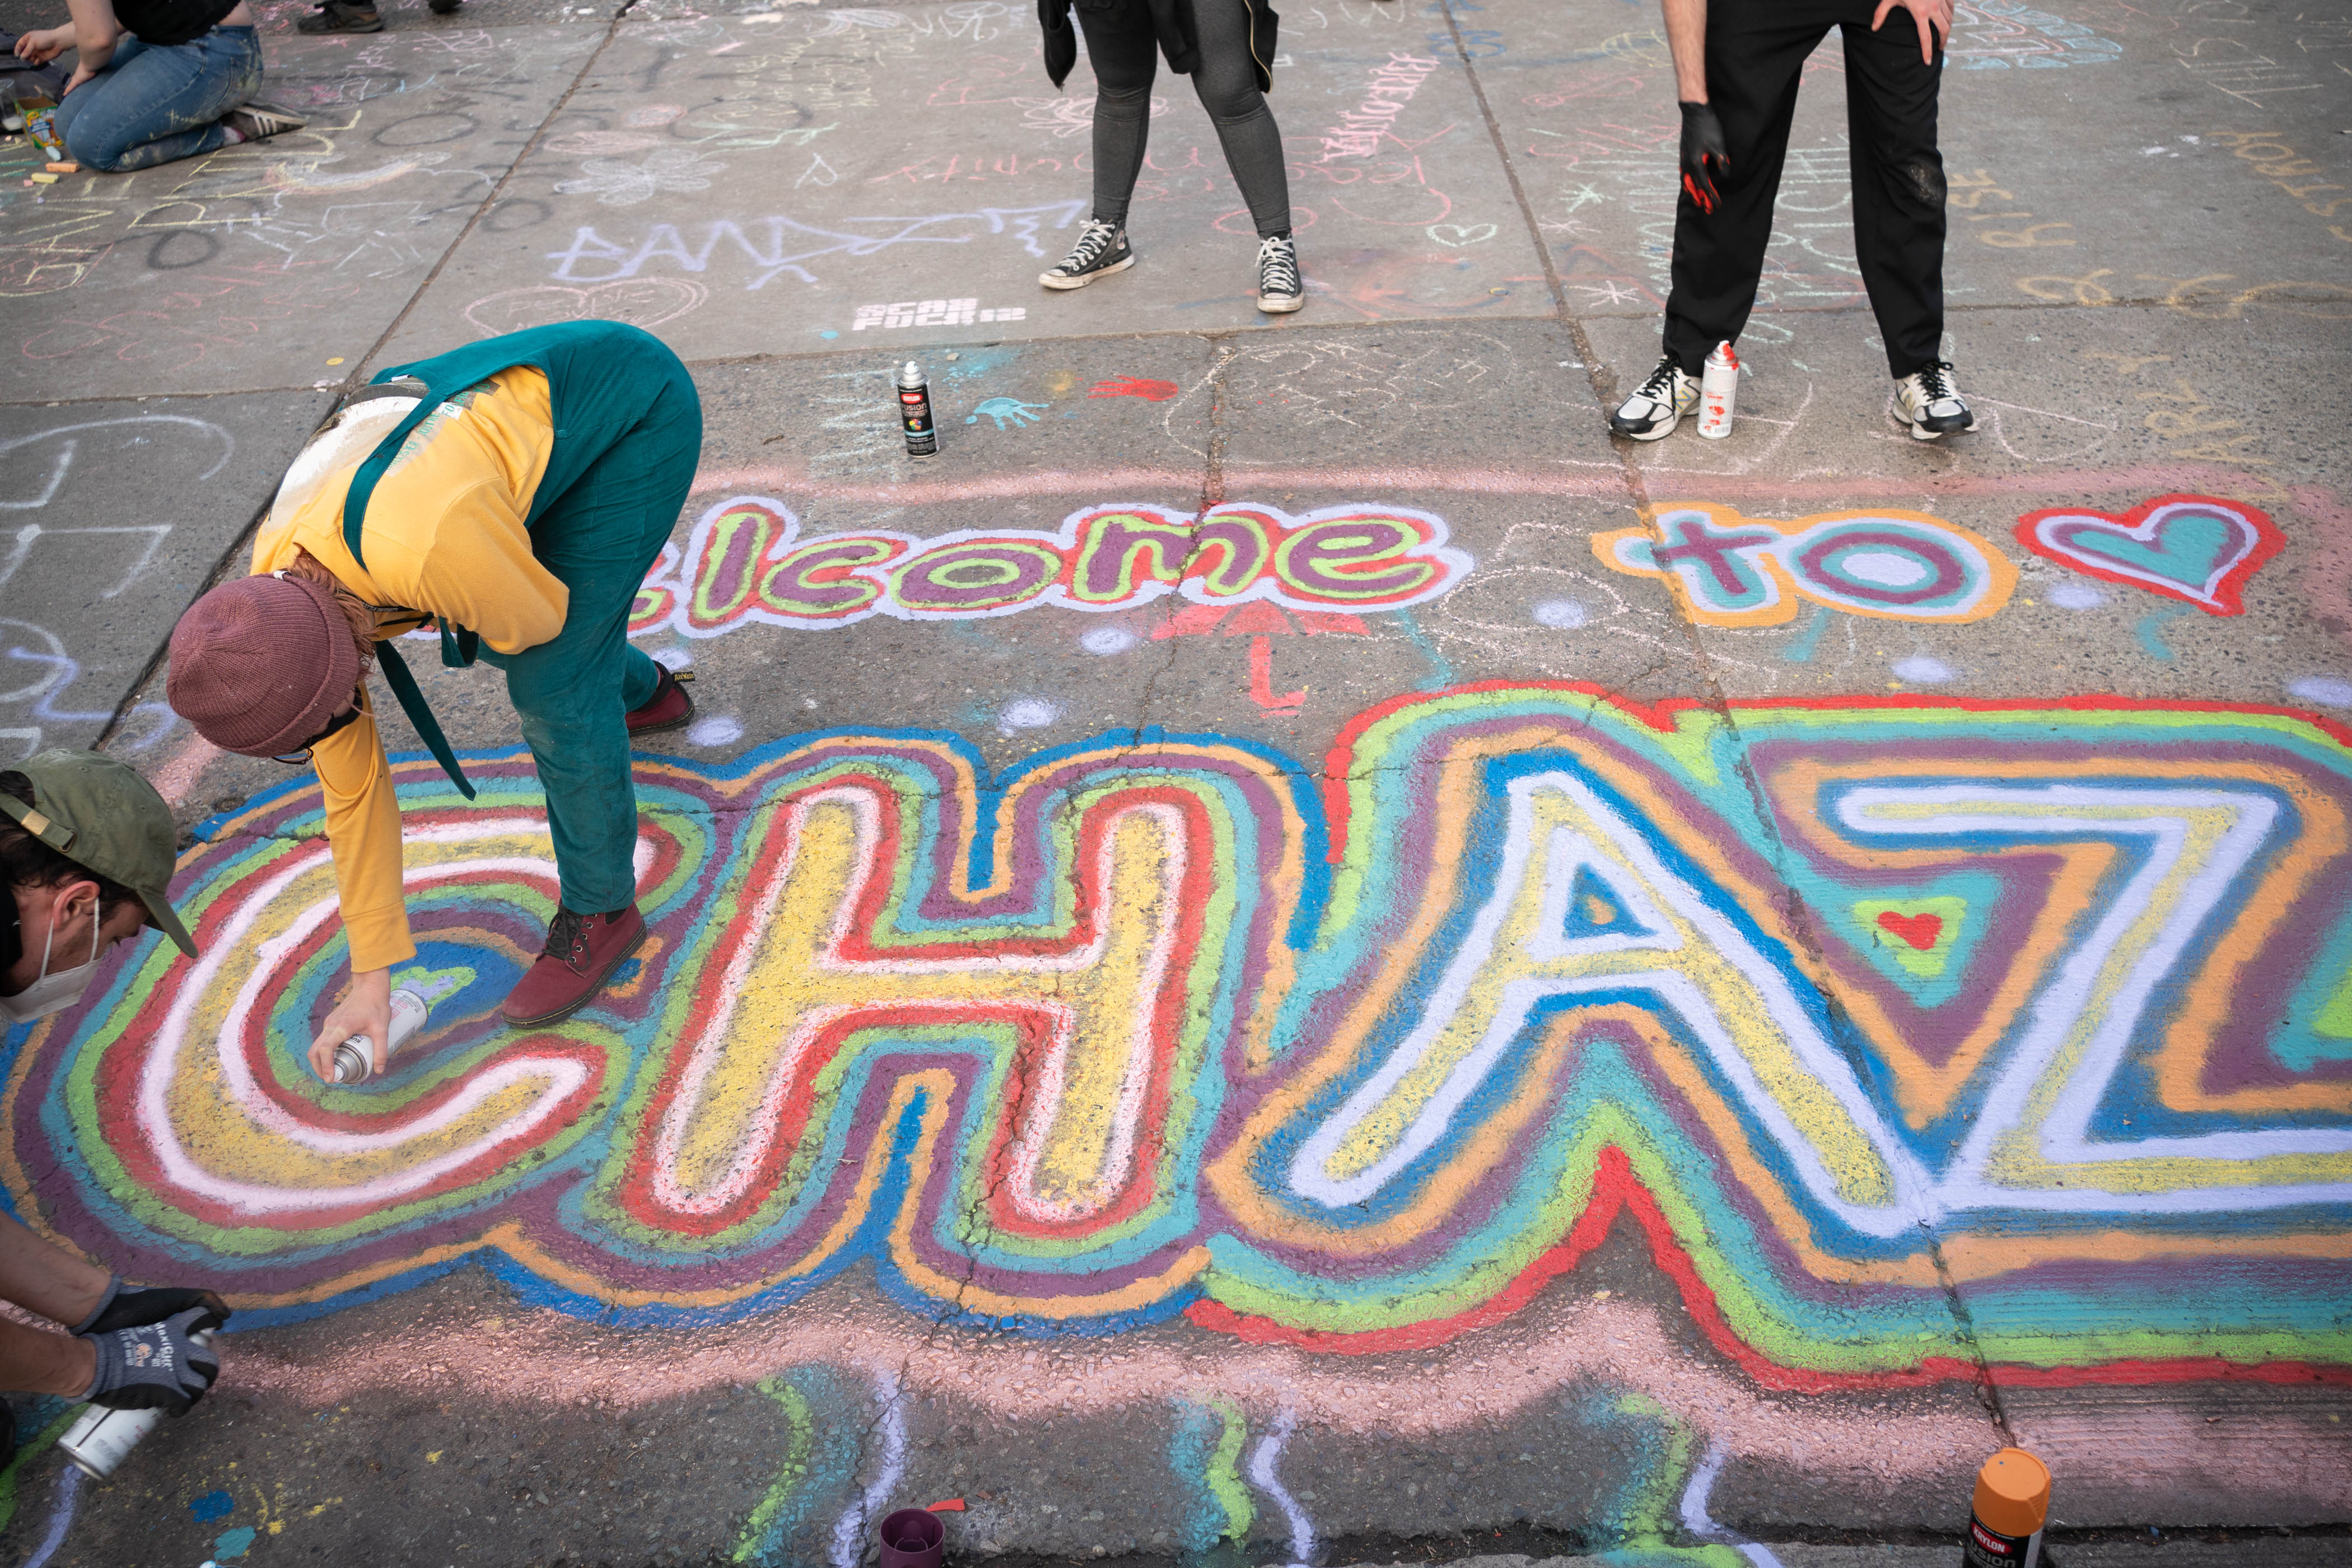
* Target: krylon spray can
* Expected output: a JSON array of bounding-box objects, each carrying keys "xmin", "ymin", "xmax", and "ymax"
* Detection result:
[
  {"xmin": 1696, "ymin": 340, "xmax": 1739, "ymax": 438},
  {"xmin": 897, "ymin": 361, "xmax": 938, "ymax": 456},
  {"xmin": 1963, "ymin": 1447, "xmax": 2050, "ymax": 1567},
  {"xmin": 331, "ymin": 984, "xmax": 429, "ymax": 1084},
  {"xmin": 57, "ymin": 1332, "xmax": 216, "ymax": 1481}
]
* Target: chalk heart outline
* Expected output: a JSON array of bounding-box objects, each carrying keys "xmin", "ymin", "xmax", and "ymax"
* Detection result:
[
  {"xmin": 2014, "ymin": 493, "xmax": 2284, "ymax": 616},
  {"xmin": 463, "ymin": 278, "xmax": 710, "ymax": 338},
  {"xmin": 1426, "ymin": 223, "xmax": 1498, "ymax": 248}
]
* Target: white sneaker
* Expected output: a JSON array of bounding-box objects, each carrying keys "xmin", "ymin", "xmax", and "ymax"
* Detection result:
[
  {"xmin": 1256, "ymin": 234, "xmax": 1304, "ymax": 314},
  {"xmin": 1039, "ymin": 221, "xmax": 1135, "ymax": 290},
  {"xmin": 1893, "ymin": 361, "xmax": 1975, "ymax": 440},
  {"xmin": 1610, "ymin": 356, "xmax": 1699, "ymax": 441}
]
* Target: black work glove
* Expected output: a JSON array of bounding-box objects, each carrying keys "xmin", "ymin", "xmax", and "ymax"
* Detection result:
[
  {"xmin": 1679, "ymin": 101, "xmax": 1729, "ymax": 213},
  {"xmin": 72, "ymin": 1276, "xmax": 232, "ymax": 1337},
  {"xmin": 81, "ymin": 1306, "xmax": 222, "ymax": 1415}
]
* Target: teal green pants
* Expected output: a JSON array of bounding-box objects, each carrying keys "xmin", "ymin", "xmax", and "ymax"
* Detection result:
[{"xmin": 377, "ymin": 323, "xmax": 703, "ymax": 917}]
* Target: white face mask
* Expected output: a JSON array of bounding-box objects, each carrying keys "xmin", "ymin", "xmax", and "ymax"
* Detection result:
[{"xmin": 0, "ymin": 902, "xmax": 100, "ymax": 1024}]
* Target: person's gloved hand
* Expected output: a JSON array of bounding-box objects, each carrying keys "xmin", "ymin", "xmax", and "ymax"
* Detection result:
[
  {"xmin": 81, "ymin": 1306, "xmax": 222, "ymax": 1415},
  {"xmin": 72, "ymin": 1276, "xmax": 232, "ymax": 1337},
  {"xmin": 1679, "ymin": 101, "xmax": 1729, "ymax": 214}
]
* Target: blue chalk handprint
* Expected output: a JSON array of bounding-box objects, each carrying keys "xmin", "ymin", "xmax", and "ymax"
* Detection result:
[{"xmin": 966, "ymin": 397, "xmax": 1048, "ymax": 430}]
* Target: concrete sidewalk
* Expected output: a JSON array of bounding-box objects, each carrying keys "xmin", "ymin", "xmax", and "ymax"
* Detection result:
[{"xmin": 0, "ymin": 0, "xmax": 2346, "ymax": 1562}]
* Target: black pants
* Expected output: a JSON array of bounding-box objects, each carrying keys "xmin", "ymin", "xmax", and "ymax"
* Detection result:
[
  {"xmin": 1663, "ymin": 0, "xmax": 1947, "ymax": 379},
  {"xmin": 1077, "ymin": 0, "xmax": 1291, "ymax": 239}
]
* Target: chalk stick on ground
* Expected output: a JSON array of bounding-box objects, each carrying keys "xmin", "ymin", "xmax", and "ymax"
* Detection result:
[{"xmin": 45, "ymin": 161, "xmax": 79, "ymax": 174}]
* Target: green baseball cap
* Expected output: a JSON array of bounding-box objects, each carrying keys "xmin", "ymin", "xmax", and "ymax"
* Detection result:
[{"xmin": 0, "ymin": 749, "xmax": 198, "ymax": 959}]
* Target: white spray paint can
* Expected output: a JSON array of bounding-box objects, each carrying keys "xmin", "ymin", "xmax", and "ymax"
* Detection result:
[
  {"xmin": 1697, "ymin": 340, "xmax": 1739, "ymax": 438},
  {"xmin": 57, "ymin": 1331, "xmax": 214, "ymax": 1481},
  {"xmin": 332, "ymin": 984, "xmax": 429, "ymax": 1085}
]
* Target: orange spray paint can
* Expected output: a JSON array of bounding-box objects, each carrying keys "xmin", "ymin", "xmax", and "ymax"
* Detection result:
[{"xmin": 1964, "ymin": 1447, "xmax": 2050, "ymax": 1567}]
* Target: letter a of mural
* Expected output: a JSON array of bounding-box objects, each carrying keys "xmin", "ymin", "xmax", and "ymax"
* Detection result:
[{"xmin": 6, "ymin": 688, "xmax": 2349, "ymax": 1392}]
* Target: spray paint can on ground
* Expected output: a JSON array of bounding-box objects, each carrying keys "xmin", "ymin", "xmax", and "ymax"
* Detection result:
[
  {"xmin": 1696, "ymin": 340, "xmax": 1739, "ymax": 438},
  {"xmin": 897, "ymin": 360, "xmax": 938, "ymax": 456},
  {"xmin": 1964, "ymin": 1447, "xmax": 2050, "ymax": 1567},
  {"xmin": 57, "ymin": 1332, "xmax": 215, "ymax": 1481},
  {"xmin": 331, "ymin": 984, "xmax": 429, "ymax": 1084}
]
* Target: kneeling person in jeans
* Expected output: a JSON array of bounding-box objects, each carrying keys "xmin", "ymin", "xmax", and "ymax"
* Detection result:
[{"xmin": 14, "ymin": 0, "xmax": 302, "ymax": 171}]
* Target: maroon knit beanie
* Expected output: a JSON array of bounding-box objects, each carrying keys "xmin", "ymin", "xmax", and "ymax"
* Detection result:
[{"xmin": 167, "ymin": 573, "xmax": 365, "ymax": 757}]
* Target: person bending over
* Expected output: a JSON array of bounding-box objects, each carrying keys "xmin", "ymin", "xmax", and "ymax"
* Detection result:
[
  {"xmin": 1035, "ymin": 0, "xmax": 1302, "ymax": 314},
  {"xmin": 1609, "ymin": 0, "xmax": 1976, "ymax": 442},
  {"xmin": 13, "ymin": 0, "xmax": 302, "ymax": 172},
  {"xmin": 167, "ymin": 321, "xmax": 703, "ymax": 1079},
  {"xmin": 1, "ymin": 752, "xmax": 228, "ymax": 1454}
]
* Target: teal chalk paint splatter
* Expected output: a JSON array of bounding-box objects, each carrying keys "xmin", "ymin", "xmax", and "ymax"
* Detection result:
[
  {"xmin": 734, "ymin": 1368, "xmax": 857, "ymax": 1567},
  {"xmin": 211, "ymin": 1525, "xmax": 259, "ymax": 1561},
  {"xmin": 1168, "ymin": 1398, "xmax": 1252, "ymax": 1552}
]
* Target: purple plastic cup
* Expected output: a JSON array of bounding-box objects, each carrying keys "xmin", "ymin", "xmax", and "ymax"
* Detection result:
[{"xmin": 878, "ymin": 1508, "xmax": 945, "ymax": 1568}]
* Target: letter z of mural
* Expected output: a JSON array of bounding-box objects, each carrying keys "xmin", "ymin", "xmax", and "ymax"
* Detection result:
[
  {"xmin": 6, "ymin": 689, "xmax": 2349, "ymax": 1390},
  {"xmin": 629, "ymin": 496, "xmax": 1473, "ymax": 636}
]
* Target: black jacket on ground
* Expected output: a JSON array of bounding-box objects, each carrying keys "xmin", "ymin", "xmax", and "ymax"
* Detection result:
[{"xmin": 1039, "ymin": 0, "xmax": 1279, "ymax": 95}]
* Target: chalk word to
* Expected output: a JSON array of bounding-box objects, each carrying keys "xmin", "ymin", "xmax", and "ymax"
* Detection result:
[
  {"xmin": 1595, "ymin": 504, "xmax": 2017, "ymax": 626},
  {"xmin": 2015, "ymin": 494, "xmax": 2283, "ymax": 617},
  {"xmin": 852, "ymin": 299, "xmax": 1026, "ymax": 330},
  {"xmin": 629, "ymin": 496, "xmax": 1474, "ymax": 637}
]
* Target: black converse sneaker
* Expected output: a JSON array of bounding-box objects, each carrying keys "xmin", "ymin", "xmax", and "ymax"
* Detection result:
[
  {"xmin": 1257, "ymin": 234, "xmax": 1304, "ymax": 314},
  {"xmin": 1039, "ymin": 221, "xmax": 1135, "ymax": 291},
  {"xmin": 1893, "ymin": 361, "xmax": 1976, "ymax": 440},
  {"xmin": 1609, "ymin": 355, "xmax": 1699, "ymax": 441}
]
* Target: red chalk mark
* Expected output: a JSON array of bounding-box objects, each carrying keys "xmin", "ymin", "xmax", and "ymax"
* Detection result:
[
  {"xmin": 1294, "ymin": 610, "xmax": 1372, "ymax": 636},
  {"xmin": 1249, "ymin": 635, "xmax": 1305, "ymax": 712},
  {"xmin": 1152, "ymin": 602, "xmax": 1230, "ymax": 640},
  {"xmin": 1087, "ymin": 376, "xmax": 1180, "ymax": 402},
  {"xmin": 1877, "ymin": 911, "xmax": 1944, "ymax": 950},
  {"xmin": 926, "ymin": 1499, "xmax": 967, "ymax": 1513},
  {"xmin": 1222, "ymin": 600, "xmax": 1294, "ymax": 637}
]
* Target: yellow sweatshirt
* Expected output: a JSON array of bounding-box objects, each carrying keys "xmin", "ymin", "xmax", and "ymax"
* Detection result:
[{"xmin": 250, "ymin": 367, "xmax": 562, "ymax": 972}]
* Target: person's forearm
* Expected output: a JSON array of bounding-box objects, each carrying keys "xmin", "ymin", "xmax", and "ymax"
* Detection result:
[
  {"xmin": 0, "ymin": 1212, "xmax": 109, "ymax": 1328},
  {"xmin": 1662, "ymin": 0, "xmax": 1709, "ymax": 101},
  {"xmin": 0, "ymin": 1317, "xmax": 96, "ymax": 1398}
]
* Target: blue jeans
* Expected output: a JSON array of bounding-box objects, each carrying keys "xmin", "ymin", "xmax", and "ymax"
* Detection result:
[{"xmin": 52, "ymin": 26, "xmax": 260, "ymax": 172}]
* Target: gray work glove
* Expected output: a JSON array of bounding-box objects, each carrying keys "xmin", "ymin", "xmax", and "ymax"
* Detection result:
[
  {"xmin": 72, "ymin": 1275, "xmax": 232, "ymax": 1337},
  {"xmin": 81, "ymin": 1305, "xmax": 222, "ymax": 1415}
]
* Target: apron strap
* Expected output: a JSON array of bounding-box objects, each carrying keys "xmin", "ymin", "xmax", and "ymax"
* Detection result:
[{"xmin": 343, "ymin": 389, "xmax": 480, "ymax": 799}]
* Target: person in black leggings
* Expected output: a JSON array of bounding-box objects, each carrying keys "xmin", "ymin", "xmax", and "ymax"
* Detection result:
[{"xmin": 1035, "ymin": 0, "xmax": 1302, "ymax": 313}]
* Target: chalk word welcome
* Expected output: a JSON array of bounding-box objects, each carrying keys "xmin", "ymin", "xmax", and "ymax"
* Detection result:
[
  {"xmin": 1595, "ymin": 503, "xmax": 2017, "ymax": 626},
  {"xmin": 629, "ymin": 497, "xmax": 1474, "ymax": 637}
]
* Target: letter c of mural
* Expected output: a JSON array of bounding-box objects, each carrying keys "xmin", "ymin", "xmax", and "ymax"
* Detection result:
[{"xmin": 6, "ymin": 688, "xmax": 2351, "ymax": 1392}]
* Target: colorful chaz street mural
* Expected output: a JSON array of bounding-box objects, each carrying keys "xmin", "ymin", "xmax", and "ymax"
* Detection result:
[{"xmin": 6, "ymin": 687, "xmax": 2351, "ymax": 1393}]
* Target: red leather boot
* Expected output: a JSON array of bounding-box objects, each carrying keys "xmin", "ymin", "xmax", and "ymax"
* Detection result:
[
  {"xmin": 627, "ymin": 666, "xmax": 695, "ymax": 735},
  {"xmin": 501, "ymin": 906, "xmax": 646, "ymax": 1027}
]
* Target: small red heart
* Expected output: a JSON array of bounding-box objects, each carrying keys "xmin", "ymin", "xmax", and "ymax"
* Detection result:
[{"xmin": 1877, "ymin": 911, "xmax": 1943, "ymax": 951}]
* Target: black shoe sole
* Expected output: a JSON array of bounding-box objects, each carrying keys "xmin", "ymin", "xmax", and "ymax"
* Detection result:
[{"xmin": 501, "ymin": 922, "xmax": 647, "ymax": 1029}]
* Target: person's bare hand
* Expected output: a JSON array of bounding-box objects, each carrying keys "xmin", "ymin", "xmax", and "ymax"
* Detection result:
[
  {"xmin": 1872, "ymin": 0, "xmax": 1952, "ymax": 64},
  {"xmin": 310, "ymin": 967, "xmax": 392, "ymax": 1081},
  {"xmin": 13, "ymin": 29, "xmax": 68, "ymax": 64},
  {"xmin": 63, "ymin": 62, "xmax": 95, "ymax": 95}
]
